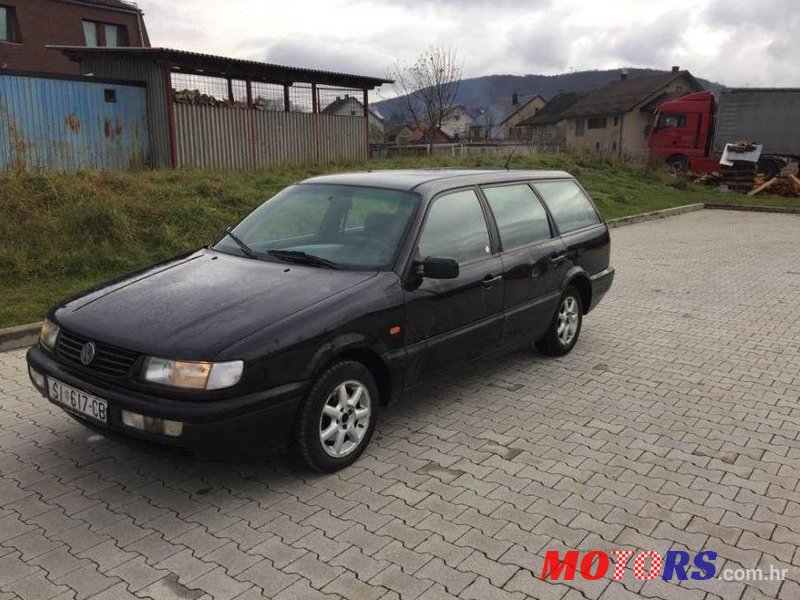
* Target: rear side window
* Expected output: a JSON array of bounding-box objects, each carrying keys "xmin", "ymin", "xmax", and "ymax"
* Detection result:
[
  {"xmin": 534, "ymin": 180, "xmax": 600, "ymax": 234},
  {"xmin": 482, "ymin": 184, "xmax": 551, "ymax": 250},
  {"xmin": 418, "ymin": 189, "xmax": 490, "ymax": 264}
]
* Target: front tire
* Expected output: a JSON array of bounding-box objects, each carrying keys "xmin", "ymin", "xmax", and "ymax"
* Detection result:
[
  {"xmin": 295, "ymin": 361, "xmax": 379, "ymax": 472},
  {"xmin": 666, "ymin": 154, "xmax": 689, "ymax": 174},
  {"xmin": 536, "ymin": 286, "xmax": 583, "ymax": 356}
]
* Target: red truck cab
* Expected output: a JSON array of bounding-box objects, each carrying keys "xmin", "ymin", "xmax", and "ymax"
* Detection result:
[{"xmin": 647, "ymin": 91, "xmax": 719, "ymax": 172}]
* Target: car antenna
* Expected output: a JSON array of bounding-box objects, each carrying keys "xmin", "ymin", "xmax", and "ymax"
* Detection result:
[{"xmin": 503, "ymin": 144, "xmax": 521, "ymax": 170}]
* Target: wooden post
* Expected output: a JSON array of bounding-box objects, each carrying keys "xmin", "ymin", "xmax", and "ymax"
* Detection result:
[
  {"xmin": 311, "ymin": 83, "xmax": 318, "ymax": 113},
  {"xmin": 283, "ymin": 84, "xmax": 291, "ymax": 112},
  {"xmin": 246, "ymin": 78, "xmax": 256, "ymax": 168},
  {"xmin": 312, "ymin": 83, "xmax": 320, "ymax": 163},
  {"xmin": 227, "ymin": 78, "xmax": 234, "ymax": 103},
  {"xmin": 164, "ymin": 66, "xmax": 178, "ymax": 169},
  {"xmin": 363, "ymin": 88, "xmax": 370, "ymax": 160}
]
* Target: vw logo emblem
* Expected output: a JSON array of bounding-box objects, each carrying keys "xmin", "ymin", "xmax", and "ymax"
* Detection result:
[{"xmin": 80, "ymin": 342, "xmax": 97, "ymax": 366}]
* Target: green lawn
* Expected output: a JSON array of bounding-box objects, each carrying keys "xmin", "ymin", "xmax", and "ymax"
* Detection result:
[{"xmin": 1, "ymin": 153, "xmax": 796, "ymax": 328}]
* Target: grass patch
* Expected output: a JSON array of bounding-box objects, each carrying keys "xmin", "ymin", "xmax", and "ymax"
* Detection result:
[{"xmin": 1, "ymin": 153, "xmax": 796, "ymax": 328}]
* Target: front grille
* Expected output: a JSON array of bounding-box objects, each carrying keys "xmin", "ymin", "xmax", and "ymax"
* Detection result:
[{"xmin": 56, "ymin": 329, "xmax": 140, "ymax": 379}]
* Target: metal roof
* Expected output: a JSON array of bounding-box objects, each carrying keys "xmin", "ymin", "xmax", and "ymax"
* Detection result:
[
  {"xmin": 51, "ymin": 46, "xmax": 394, "ymax": 89},
  {"xmin": 300, "ymin": 169, "xmax": 573, "ymax": 192}
]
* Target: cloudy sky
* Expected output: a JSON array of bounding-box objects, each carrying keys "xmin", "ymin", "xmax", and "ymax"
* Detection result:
[{"xmin": 138, "ymin": 0, "xmax": 798, "ymax": 99}]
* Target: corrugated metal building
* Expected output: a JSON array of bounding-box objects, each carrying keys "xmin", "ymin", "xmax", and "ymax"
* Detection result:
[
  {"xmin": 52, "ymin": 46, "xmax": 392, "ymax": 170},
  {"xmin": 0, "ymin": 70, "xmax": 149, "ymax": 170}
]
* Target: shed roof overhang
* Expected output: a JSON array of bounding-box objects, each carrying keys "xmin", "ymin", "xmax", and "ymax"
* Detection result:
[{"xmin": 51, "ymin": 46, "xmax": 393, "ymax": 89}]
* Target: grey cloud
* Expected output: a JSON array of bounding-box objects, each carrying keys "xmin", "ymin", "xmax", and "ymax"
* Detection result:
[
  {"xmin": 597, "ymin": 12, "xmax": 688, "ymax": 67},
  {"xmin": 506, "ymin": 19, "xmax": 572, "ymax": 72},
  {"xmin": 257, "ymin": 38, "xmax": 392, "ymax": 76}
]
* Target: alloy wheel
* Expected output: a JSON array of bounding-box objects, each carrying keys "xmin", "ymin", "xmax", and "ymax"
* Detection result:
[
  {"xmin": 318, "ymin": 380, "xmax": 372, "ymax": 458},
  {"xmin": 557, "ymin": 296, "xmax": 580, "ymax": 346}
]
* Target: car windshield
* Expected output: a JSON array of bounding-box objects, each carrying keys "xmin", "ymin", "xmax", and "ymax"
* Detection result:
[{"xmin": 213, "ymin": 184, "xmax": 420, "ymax": 270}]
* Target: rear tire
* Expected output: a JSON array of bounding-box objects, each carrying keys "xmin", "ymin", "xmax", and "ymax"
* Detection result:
[
  {"xmin": 536, "ymin": 286, "xmax": 583, "ymax": 356},
  {"xmin": 295, "ymin": 360, "xmax": 379, "ymax": 472}
]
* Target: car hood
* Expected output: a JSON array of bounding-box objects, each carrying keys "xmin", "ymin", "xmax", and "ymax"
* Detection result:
[{"xmin": 53, "ymin": 248, "xmax": 378, "ymax": 359}]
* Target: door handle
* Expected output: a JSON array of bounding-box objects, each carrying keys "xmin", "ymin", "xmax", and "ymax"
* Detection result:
[
  {"xmin": 549, "ymin": 254, "xmax": 567, "ymax": 267},
  {"xmin": 482, "ymin": 274, "xmax": 503, "ymax": 288}
]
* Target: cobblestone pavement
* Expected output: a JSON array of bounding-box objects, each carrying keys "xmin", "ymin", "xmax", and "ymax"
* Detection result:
[{"xmin": 1, "ymin": 210, "xmax": 800, "ymax": 600}]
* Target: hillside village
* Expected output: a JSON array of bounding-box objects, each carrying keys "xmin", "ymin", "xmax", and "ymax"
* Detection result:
[{"xmin": 373, "ymin": 67, "xmax": 703, "ymax": 158}]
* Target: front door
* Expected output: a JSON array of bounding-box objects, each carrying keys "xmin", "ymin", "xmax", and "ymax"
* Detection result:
[
  {"xmin": 480, "ymin": 183, "xmax": 566, "ymax": 345},
  {"xmin": 403, "ymin": 188, "xmax": 504, "ymax": 384}
]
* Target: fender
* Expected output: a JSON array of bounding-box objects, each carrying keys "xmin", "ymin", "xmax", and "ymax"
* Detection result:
[
  {"xmin": 559, "ymin": 264, "xmax": 590, "ymax": 291},
  {"xmin": 302, "ymin": 331, "xmax": 390, "ymax": 381}
]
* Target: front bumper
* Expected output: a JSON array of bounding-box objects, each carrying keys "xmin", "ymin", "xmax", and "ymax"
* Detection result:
[
  {"xmin": 26, "ymin": 346, "xmax": 304, "ymax": 456},
  {"xmin": 588, "ymin": 266, "xmax": 615, "ymax": 312}
]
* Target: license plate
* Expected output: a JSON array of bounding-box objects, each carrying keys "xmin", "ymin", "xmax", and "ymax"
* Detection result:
[{"xmin": 48, "ymin": 378, "xmax": 108, "ymax": 424}]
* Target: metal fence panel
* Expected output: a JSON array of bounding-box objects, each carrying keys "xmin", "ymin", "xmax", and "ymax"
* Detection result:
[
  {"xmin": 0, "ymin": 73, "xmax": 149, "ymax": 171},
  {"xmin": 173, "ymin": 104, "xmax": 367, "ymax": 169}
]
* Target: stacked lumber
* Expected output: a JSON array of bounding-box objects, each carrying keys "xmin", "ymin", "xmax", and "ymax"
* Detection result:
[
  {"xmin": 692, "ymin": 161, "xmax": 800, "ymax": 197},
  {"xmin": 748, "ymin": 173, "xmax": 800, "ymax": 197},
  {"xmin": 173, "ymin": 89, "xmax": 248, "ymax": 109}
]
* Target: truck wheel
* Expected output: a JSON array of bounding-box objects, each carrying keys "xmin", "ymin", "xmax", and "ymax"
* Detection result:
[
  {"xmin": 295, "ymin": 361, "xmax": 379, "ymax": 472},
  {"xmin": 666, "ymin": 155, "xmax": 689, "ymax": 174},
  {"xmin": 536, "ymin": 286, "xmax": 583, "ymax": 357}
]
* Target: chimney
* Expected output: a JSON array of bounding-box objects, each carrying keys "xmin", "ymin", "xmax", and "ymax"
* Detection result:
[
  {"xmin": 512, "ymin": 92, "xmax": 519, "ymax": 106},
  {"xmin": 620, "ymin": 70, "xmax": 628, "ymax": 81},
  {"xmin": 671, "ymin": 65, "xmax": 680, "ymax": 73}
]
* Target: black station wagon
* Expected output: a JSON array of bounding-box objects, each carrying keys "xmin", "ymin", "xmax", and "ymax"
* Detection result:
[{"xmin": 27, "ymin": 169, "xmax": 614, "ymax": 471}]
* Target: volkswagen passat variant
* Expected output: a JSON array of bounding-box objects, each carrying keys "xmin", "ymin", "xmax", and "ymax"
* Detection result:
[{"xmin": 27, "ymin": 169, "xmax": 614, "ymax": 471}]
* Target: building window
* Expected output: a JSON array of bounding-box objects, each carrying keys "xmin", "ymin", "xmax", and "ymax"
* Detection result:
[
  {"xmin": 83, "ymin": 21, "xmax": 98, "ymax": 46},
  {"xmin": 575, "ymin": 119, "xmax": 585, "ymax": 137},
  {"xmin": 0, "ymin": 5, "xmax": 21, "ymax": 43},
  {"xmin": 105, "ymin": 23, "xmax": 126, "ymax": 46},
  {"xmin": 588, "ymin": 117, "xmax": 608, "ymax": 129},
  {"xmin": 84, "ymin": 20, "xmax": 128, "ymax": 47}
]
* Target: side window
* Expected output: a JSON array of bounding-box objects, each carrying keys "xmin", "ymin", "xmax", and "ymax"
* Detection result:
[
  {"xmin": 575, "ymin": 119, "xmax": 585, "ymax": 137},
  {"xmin": 482, "ymin": 184, "xmax": 551, "ymax": 250},
  {"xmin": 418, "ymin": 189, "xmax": 490, "ymax": 264},
  {"xmin": 534, "ymin": 180, "xmax": 600, "ymax": 234},
  {"xmin": 657, "ymin": 113, "xmax": 687, "ymax": 128}
]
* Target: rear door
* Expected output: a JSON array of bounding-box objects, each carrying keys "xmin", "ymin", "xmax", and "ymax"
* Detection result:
[
  {"xmin": 532, "ymin": 179, "xmax": 608, "ymax": 278},
  {"xmin": 480, "ymin": 183, "xmax": 566, "ymax": 345},
  {"xmin": 403, "ymin": 188, "xmax": 504, "ymax": 383}
]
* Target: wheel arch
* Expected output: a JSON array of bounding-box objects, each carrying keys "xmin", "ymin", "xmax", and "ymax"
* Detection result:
[
  {"xmin": 564, "ymin": 271, "xmax": 592, "ymax": 314},
  {"xmin": 303, "ymin": 336, "xmax": 394, "ymax": 407}
]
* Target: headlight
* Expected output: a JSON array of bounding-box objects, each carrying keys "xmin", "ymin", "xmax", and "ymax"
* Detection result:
[
  {"xmin": 143, "ymin": 357, "xmax": 244, "ymax": 390},
  {"xmin": 39, "ymin": 319, "xmax": 60, "ymax": 351}
]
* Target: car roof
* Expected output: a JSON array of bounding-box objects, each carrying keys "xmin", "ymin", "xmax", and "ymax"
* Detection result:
[{"xmin": 300, "ymin": 169, "xmax": 574, "ymax": 193}]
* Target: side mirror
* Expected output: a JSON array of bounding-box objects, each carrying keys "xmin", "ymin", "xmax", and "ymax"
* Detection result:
[{"xmin": 416, "ymin": 256, "xmax": 459, "ymax": 279}]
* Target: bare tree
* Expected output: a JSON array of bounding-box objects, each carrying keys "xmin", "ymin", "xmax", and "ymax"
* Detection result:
[{"xmin": 390, "ymin": 46, "xmax": 463, "ymax": 147}]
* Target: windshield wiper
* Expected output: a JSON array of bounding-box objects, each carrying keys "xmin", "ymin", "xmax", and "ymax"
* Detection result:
[
  {"xmin": 267, "ymin": 249, "xmax": 338, "ymax": 269},
  {"xmin": 223, "ymin": 227, "xmax": 260, "ymax": 259}
]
